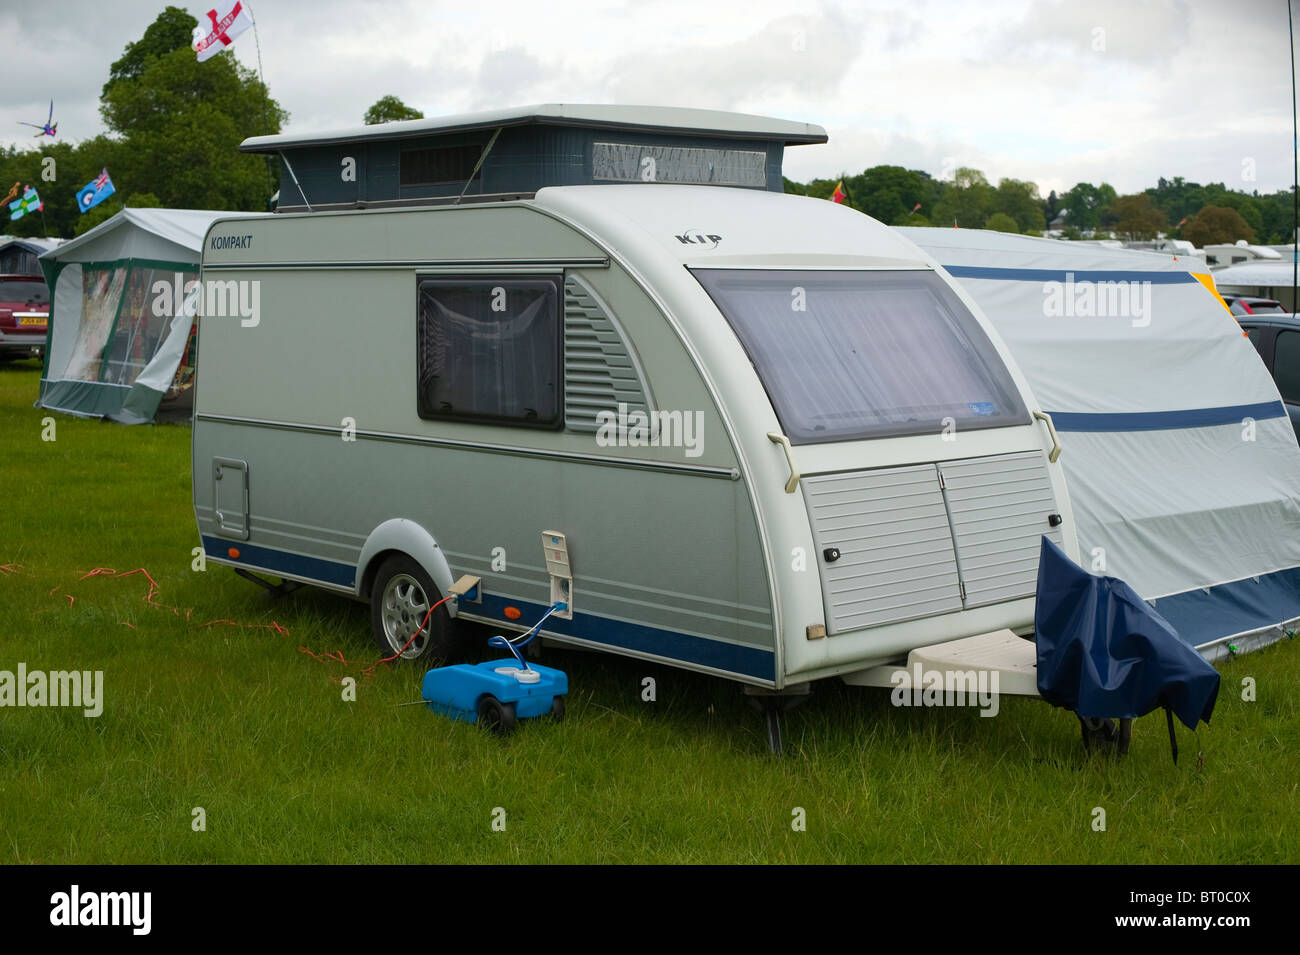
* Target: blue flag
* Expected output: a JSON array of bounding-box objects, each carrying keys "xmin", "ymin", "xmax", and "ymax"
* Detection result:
[{"xmin": 76, "ymin": 169, "xmax": 115, "ymax": 214}]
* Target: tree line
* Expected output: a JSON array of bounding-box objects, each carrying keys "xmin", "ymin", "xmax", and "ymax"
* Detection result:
[{"xmin": 784, "ymin": 166, "xmax": 1297, "ymax": 246}]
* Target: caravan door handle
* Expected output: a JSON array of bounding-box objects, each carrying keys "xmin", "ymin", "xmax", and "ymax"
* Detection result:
[
  {"xmin": 1033, "ymin": 411, "xmax": 1062, "ymax": 463},
  {"xmin": 767, "ymin": 432, "xmax": 800, "ymax": 494}
]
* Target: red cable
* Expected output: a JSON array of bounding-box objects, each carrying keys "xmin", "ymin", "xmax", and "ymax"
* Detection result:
[{"xmin": 364, "ymin": 593, "xmax": 453, "ymax": 675}]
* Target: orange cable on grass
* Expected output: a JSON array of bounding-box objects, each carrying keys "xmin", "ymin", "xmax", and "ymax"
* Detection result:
[
  {"xmin": 201, "ymin": 618, "xmax": 290, "ymax": 635},
  {"xmin": 298, "ymin": 646, "xmax": 347, "ymax": 665},
  {"xmin": 18, "ymin": 558, "xmax": 443, "ymax": 679},
  {"xmin": 77, "ymin": 567, "xmax": 118, "ymax": 580}
]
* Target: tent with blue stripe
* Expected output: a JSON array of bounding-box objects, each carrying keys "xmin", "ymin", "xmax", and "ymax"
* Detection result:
[{"xmin": 899, "ymin": 227, "xmax": 1300, "ymax": 660}]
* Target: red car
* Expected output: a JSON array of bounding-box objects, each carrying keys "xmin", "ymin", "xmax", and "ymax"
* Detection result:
[{"xmin": 0, "ymin": 273, "xmax": 50, "ymax": 361}]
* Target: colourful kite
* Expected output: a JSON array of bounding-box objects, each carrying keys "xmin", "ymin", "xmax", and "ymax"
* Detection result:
[
  {"xmin": 76, "ymin": 169, "xmax": 116, "ymax": 214},
  {"xmin": 831, "ymin": 181, "xmax": 847, "ymax": 204},
  {"xmin": 18, "ymin": 101, "xmax": 57, "ymax": 138},
  {"xmin": 8, "ymin": 186, "xmax": 44, "ymax": 221}
]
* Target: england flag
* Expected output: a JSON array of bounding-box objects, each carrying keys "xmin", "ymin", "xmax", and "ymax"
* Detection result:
[{"xmin": 194, "ymin": 1, "xmax": 254, "ymax": 62}]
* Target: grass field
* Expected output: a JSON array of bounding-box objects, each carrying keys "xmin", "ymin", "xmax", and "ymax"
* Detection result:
[{"xmin": 1, "ymin": 356, "xmax": 1297, "ymax": 864}]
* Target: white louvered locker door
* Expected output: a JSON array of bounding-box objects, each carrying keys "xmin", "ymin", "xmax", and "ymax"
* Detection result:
[
  {"xmin": 938, "ymin": 451, "xmax": 1063, "ymax": 608},
  {"xmin": 803, "ymin": 465, "xmax": 964, "ymax": 634}
]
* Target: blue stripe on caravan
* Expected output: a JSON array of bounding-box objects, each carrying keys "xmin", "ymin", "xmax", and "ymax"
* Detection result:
[
  {"xmin": 202, "ymin": 535, "xmax": 356, "ymax": 588},
  {"xmin": 474, "ymin": 593, "xmax": 777, "ymax": 682},
  {"xmin": 204, "ymin": 537, "xmax": 777, "ymax": 681},
  {"xmin": 1047, "ymin": 401, "xmax": 1286, "ymax": 432},
  {"xmin": 1151, "ymin": 567, "xmax": 1300, "ymax": 649},
  {"xmin": 943, "ymin": 265, "xmax": 1199, "ymax": 284}
]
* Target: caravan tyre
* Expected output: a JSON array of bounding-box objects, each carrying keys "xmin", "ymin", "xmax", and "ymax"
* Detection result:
[{"xmin": 369, "ymin": 555, "xmax": 461, "ymax": 662}]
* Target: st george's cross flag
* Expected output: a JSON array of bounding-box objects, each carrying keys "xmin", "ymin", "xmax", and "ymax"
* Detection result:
[{"xmin": 194, "ymin": 1, "xmax": 254, "ymax": 62}]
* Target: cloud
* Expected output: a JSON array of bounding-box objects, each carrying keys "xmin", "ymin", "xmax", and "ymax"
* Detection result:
[
  {"xmin": 599, "ymin": 6, "xmax": 867, "ymax": 108},
  {"xmin": 999, "ymin": 0, "xmax": 1193, "ymax": 66},
  {"xmin": 470, "ymin": 47, "xmax": 548, "ymax": 108},
  {"xmin": 0, "ymin": 0, "xmax": 1295, "ymax": 196}
]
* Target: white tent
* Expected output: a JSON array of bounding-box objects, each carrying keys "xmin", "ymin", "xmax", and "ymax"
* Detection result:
[
  {"xmin": 38, "ymin": 208, "xmax": 267, "ymax": 423},
  {"xmin": 899, "ymin": 227, "xmax": 1300, "ymax": 659}
]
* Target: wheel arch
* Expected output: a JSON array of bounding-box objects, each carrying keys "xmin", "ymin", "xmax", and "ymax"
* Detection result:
[{"xmin": 357, "ymin": 518, "xmax": 456, "ymax": 608}]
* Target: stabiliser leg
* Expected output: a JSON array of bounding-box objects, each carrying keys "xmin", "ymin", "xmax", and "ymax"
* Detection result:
[
  {"xmin": 233, "ymin": 567, "xmax": 303, "ymax": 598},
  {"xmin": 744, "ymin": 685, "xmax": 812, "ymax": 756}
]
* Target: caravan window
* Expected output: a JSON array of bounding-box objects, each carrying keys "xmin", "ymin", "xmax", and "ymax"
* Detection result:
[
  {"xmin": 416, "ymin": 276, "xmax": 561, "ymax": 428},
  {"xmin": 401, "ymin": 144, "xmax": 484, "ymax": 186},
  {"xmin": 692, "ymin": 269, "xmax": 1029, "ymax": 444}
]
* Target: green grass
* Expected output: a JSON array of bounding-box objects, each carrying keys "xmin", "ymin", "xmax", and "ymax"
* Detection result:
[{"xmin": 1, "ymin": 356, "xmax": 1297, "ymax": 863}]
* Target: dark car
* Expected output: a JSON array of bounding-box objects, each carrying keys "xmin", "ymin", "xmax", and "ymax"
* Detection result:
[
  {"xmin": 1221, "ymin": 293, "xmax": 1287, "ymax": 317},
  {"xmin": 1238, "ymin": 313, "xmax": 1300, "ymax": 436},
  {"xmin": 0, "ymin": 273, "xmax": 50, "ymax": 361}
]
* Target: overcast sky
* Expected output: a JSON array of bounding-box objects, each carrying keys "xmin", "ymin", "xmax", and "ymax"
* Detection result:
[{"xmin": 1, "ymin": 0, "xmax": 1296, "ymax": 197}]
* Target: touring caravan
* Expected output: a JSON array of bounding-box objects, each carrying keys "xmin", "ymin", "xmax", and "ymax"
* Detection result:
[{"xmin": 192, "ymin": 106, "xmax": 1079, "ymax": 734}]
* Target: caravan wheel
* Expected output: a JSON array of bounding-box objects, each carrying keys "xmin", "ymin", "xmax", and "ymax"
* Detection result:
[{"xmin": 369, "ymin": 555, "xmax": 460, "ymax": 662}]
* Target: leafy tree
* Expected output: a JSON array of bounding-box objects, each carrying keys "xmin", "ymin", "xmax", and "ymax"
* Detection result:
[
  {"xmin": 102, "ymin": 5, "xmax": 197, "ymax": 98},
  {"xmin": 1061, "ymin": 181, "xmax": 1117, "ymax": 232},
  {"xmin": 1144, "ymin": 176, "xmax": 1207, "ymax": 228},
  {"xmin": 364, "ymin": 95, "xmax": 424, "ymax": 125},
  {"xmin": 73, "ymin": 201, "xmax": 120, "ymax": 236},
  {"xmin": 1182, "ymin": 206, "xmax": 1256, "ymax": 247},
  {"xmin": 782, "ymin": 176, "xmax": 806, "ymax": 195},
  {"xmin": 843, "ymin": 165, "xmax": 929, "ymax": 224},
  {"xmin": 1258, "ymin": 188, "xmax": 1298, "ymax": 243},
  {"xmin": 98, "ymin": 8, "xmax": 287, "ymax": 211},
  {"xmin": 931, "ymin": 167, "xmax": 994, "ymax": 228},
  {"xmin": 984, "ymin": 212, "xmax": 1021, "ymax": 233},
  {"xmin": 1106, "ymin": 194, "xmax": 1166, "ymax": 240},
  {"xmin": 1213, "ymin": 191, "xmax": 1264, "ymax": 236},
  {"xmin": 992, "ymin": 178, "xmax": 1046, "ymax": 233}
]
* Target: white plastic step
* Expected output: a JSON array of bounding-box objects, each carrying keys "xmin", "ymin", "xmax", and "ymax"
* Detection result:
[{"xmin": 841, "ymin": 629, "xmax": 1040, "ymax": 697}]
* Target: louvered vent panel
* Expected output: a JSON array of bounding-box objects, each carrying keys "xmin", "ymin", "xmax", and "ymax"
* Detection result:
[{"xmin": 563, "ymin": 274, "xmax": 649, "ymax": 432}]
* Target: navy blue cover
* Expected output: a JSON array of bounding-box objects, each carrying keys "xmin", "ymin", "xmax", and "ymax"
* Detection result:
[{"xmin": 1034, "ymin": 538, "xmax": 1220, "ymax": 729}]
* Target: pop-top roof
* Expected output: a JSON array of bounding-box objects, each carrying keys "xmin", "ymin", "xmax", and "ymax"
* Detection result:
[{"xmin": 240, "ymin": 104, "xmax": 828, "ymax": 152}]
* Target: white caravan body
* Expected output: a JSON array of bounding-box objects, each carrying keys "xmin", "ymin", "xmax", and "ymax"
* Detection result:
[{"xmin": 193, "ymin": 184, "xmax": 1076, "ymax": 688}]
